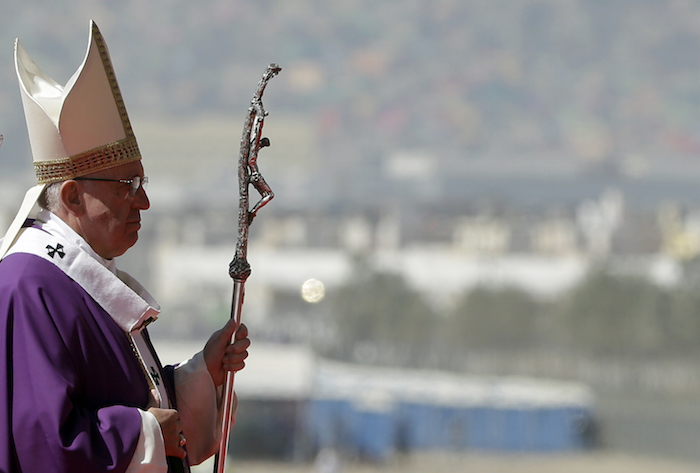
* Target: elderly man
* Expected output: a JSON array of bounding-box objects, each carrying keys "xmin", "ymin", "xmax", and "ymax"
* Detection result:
[{"xmin": 0, "ymin": 21, "xmax": 249, "ymax": 473}]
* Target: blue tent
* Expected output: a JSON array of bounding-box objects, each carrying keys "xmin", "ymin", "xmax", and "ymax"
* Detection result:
[{"xmin": 306, "ymin": 362, "xmax": 597, "ymax": 459}]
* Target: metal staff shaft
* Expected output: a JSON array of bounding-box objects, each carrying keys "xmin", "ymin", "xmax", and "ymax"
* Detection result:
[
  {"xmin": 214, "ymin": 280, "xmax": 245, "ymax": 473},
  {"xmin": 214, "ymin": 63, "xmax": 280, "ymax": 473}
]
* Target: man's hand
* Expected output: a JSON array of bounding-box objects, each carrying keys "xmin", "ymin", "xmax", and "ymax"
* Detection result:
[
  {"xmin": 148, "ymin": 407, "xmax": 186, "ymax": 459},
  {"xmin": 203, "ymin": 320, "xmax": 251, "ymax": 387}
]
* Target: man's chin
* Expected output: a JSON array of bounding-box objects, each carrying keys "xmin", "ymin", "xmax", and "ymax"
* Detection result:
[{"xmin": 114, "ymin": 233, "xmax": 139, "ymax": 258}]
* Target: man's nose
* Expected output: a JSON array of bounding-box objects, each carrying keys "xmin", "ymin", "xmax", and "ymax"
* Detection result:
[{"xmin": 133, "ymin": 186, "xmax": 150, "ymax": 210}]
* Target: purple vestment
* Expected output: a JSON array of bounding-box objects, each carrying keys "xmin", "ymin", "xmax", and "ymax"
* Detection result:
[{"xmin": 0, "ymin": 252, "xmax": 172, "ymax": 472}]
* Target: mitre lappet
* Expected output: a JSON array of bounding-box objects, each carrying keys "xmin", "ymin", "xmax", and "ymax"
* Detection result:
[{"xmin": 0, "ymin": 20, "xmax": 142, "ymax": 260}]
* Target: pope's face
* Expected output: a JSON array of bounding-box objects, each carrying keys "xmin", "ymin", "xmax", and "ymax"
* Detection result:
[{"xmin": 74, "ymin": 160, "xmax": 150, "ymax": 259}]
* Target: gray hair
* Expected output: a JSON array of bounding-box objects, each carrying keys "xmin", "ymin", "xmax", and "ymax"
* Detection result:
[{"xmin": 40, "ymin": 181, "xmax": 63, "ymax": 213}]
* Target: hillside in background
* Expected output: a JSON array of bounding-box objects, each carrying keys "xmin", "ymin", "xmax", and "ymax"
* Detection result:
[{"xmin": 0, "ymin": 0, "xmax": 699, "ymax": 212}]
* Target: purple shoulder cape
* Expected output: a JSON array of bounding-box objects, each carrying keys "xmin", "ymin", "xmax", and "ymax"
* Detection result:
[{"xmin": 0, "ymin": 252, "xmax": 159, "ymax": 472}]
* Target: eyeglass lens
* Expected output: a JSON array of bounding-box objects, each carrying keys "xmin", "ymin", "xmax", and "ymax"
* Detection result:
[{"xmin": 131, "ymin": 176, "xmax": 149, "ymax": 196}]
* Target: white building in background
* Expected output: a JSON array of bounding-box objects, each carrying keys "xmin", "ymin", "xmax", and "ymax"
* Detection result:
[
  {"xmin": 576, "ymin": 188, "xmax": 624, "ymax": 258},
  {"xmin": 146, "ymin": 181, "xmax": 683, "ymax": 325},
  {"xmin": 151, "ymin": 238, "xmax": 681, "ymax": 324},
  {"xmin": 531, "ymin": 217, "xmax": 579, "ymax": 256},
  {"xmin": 453, "ymin": 216, "xmax": 512, "ymax": 255}
]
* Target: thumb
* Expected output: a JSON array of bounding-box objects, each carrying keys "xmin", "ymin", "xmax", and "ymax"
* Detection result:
[
  {"xmin": 205, "ymin": 318, "xmax": 237, "ymax": 356},
  {"xmin": 217, "ymin": 318, "xmax": 238, "ymax": 345},
  {"xmin": 204, "ymin": 318, "xmax": 238, "ymax": 384}
]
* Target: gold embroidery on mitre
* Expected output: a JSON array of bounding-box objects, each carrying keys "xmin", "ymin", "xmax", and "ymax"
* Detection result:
[
  {"xmin": 33, "ymin": 22, "xmax": 141, "ymax": 185},
  {"xmin": 34, "ymin": 137, "xmax": 141, "ymax": 184},
  {"xmin": 91, "ymin": 21, "xmax": 136, "ymax": 142}
]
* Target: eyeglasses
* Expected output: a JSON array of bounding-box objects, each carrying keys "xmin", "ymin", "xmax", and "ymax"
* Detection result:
[{"xmin": 73, "ymin": 176, "xmax": 149, "ymax": 197}]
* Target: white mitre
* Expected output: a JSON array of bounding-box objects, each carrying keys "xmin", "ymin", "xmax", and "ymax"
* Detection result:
[{"xmin": 0, "ymin": 20, "xmax": 141, "ymax": 260}]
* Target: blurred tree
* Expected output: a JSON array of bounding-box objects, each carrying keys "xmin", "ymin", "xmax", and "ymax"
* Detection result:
[
  {"xmin": 325, "ymin": 263, "xmax": 700, "ymax": 373},
  {"xmin": 328, "ymin": 265, "xmax": 435, "ymax": 367},
  {"xmin": 658, "ymin": 287, "xmax": 700, "ymax": 356},
  {"xmin": 555, "ymin": 269, "xmax": 669, "ymax": 357},
  {"xmin": 444, "ymin": 285, "xmax": 545, "ymax": 352}
]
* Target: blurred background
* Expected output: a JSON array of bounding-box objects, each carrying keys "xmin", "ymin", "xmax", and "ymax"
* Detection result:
[{"xmin": 2, "ymin": 1, "xmax": 700, "ymax": 471}]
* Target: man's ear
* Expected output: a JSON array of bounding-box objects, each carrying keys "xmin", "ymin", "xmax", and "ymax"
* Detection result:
[{"xmin": 60, "ymin": 180, "xmax": 85, "ymax": 217}]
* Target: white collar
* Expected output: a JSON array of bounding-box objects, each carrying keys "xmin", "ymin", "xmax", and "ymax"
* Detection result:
[
  {"xmin": 37, "ymin": 209, "xmax": 117, "ymax": 273},
  {"xmin": 7, "ymin": 210, "xmax": 160, "ymax": 332}
]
